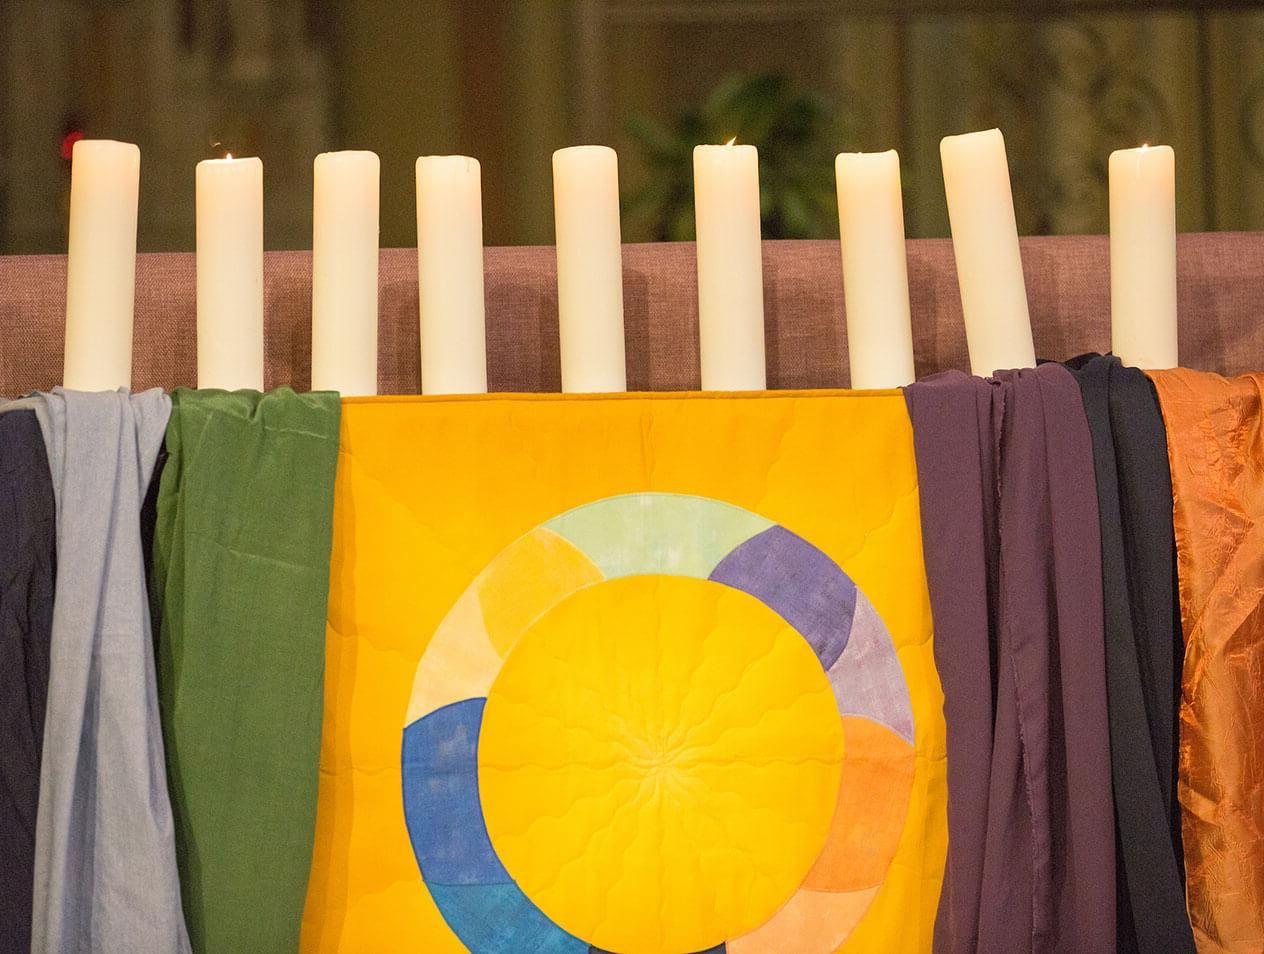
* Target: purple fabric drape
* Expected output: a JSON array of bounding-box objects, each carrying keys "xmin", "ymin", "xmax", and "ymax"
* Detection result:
[
  {"xmin": 905, "ymin": 365, "xmax": 1115, "ymax": 954},
  {"xmin": 0, "ymin": 409, "xmax": 56, "ymax": 954}
]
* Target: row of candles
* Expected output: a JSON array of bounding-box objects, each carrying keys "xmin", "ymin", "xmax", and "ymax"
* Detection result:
[{"xmin": 60, "ymin": 129, "xmax": 1177, "ymax": 394}]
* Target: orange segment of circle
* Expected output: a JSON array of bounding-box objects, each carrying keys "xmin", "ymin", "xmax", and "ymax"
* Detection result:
[
  {"xmin": 728, "ymin": 886, "xmax": 880, "ymax": 954},
  {"xmin": 803, "ymin": 716, "xmax": 916, "ymax": 893}
]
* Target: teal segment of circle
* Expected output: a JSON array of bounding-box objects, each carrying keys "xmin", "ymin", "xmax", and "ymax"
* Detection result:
[
  {"xmin": 427, "ymin": 883, "xmax": 589, "ymax": 954},
  {"xmin": 542, "ymin": 492, "xmax": 774, "ymax": 580}
]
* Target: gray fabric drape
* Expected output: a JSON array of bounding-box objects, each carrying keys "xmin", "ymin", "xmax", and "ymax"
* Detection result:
[{"xmin": 28, "ymin": 388, "xmax": 190, "ymax": 954}]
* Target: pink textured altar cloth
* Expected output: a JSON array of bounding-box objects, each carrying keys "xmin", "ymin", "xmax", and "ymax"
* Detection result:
[{"xmin": 2, "ymin": 234, "xmax": 1262, "ymax": 396}]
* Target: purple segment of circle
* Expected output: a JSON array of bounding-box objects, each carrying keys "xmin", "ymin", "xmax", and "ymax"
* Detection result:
[{"xmin": 708, "ymin": 524, "xmax": 857, "ymax": 670}]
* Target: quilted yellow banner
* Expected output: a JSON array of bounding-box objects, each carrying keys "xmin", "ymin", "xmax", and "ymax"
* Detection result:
[{"xmin": 301, "ymin": 390, "xmax": 946, "ymax": 954}]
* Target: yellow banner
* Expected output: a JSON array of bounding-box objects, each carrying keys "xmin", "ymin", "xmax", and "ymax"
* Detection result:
[{"xmin": 301, "ymin": 390, "xmax": 946, "ymax": 953}]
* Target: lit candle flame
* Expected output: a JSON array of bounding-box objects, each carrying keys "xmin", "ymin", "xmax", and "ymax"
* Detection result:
[
  {"xmin": 725, "ymin": 136, "xmax": 737, "ymax": 147},
  {"xmin": 225, "ymin": 152, "xmax": 233, "ymax": 161}
]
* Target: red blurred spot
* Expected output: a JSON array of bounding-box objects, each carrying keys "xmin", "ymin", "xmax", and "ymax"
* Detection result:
[{"xmin": 60, "ymin": 129, "xmax": 85, "ymax": 161}]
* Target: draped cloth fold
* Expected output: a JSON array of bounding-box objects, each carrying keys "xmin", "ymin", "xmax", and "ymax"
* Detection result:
[
  {"xmin": 151, "ymin": 387, "xmax": 341, "ymax": 953},
  {"xmin": 1147, "ymin": 368, "xmax": 1264, "ymax": 954},
  {"xmin": 28, "ymin": 388, "xmax": 190, "ymax": 954},
  {"xmin": 0, "ymin": 408, "xmax": 56, "ymax": 954},
  {"xmin": 904, "ymin": 365, "xmax": 1114, "ymax": 954},
  {"xmin": 1064, "ymin": 355, "xmax": 1192, "ymax": 953}
]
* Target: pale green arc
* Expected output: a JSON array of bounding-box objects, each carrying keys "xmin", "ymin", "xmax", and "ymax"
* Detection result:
[{"xmin": 542, "ymin": 493, "xmax": 774, "ymax": 580}]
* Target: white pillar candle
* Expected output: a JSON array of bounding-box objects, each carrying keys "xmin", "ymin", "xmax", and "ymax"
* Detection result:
[
  {"xmin": 1110, "ymin": 144, "xmax": 1177, "ymax": 369},
  {"xmin": 693, "ymin": 142, "xmax": 766, "ymax": 391},
  {"xmin": 835, "ymin": 150, "xmax": 916, "ymax": 389},
  {"xmin": 196, "ymin": 155, "xmax": 264, "ymax": 391},
  {"xmin": 312, "ymin": 150, "xmax": 379, "ymax": 395},
  {"xmin": 63, "ymin": 139, "xmax": 140, "ymax": 391},
  {"xmin": 416, "ymin": 156, "xmax": 488, "ymax": 395},
  {"xmin": 940, "ymin": 129, "xmax": 1036, "ymax": 376},
  {"xmin": 552, "ymin": 145, "xmax": 627, "ymax": 393}
]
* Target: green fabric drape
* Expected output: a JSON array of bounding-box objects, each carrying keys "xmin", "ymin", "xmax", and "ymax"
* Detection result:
[{"xmin": 150, "ymin": 387, "xmax": 341, "ymax": 953}]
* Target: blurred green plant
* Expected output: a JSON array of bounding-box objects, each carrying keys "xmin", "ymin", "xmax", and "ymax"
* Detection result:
[{"xmin": 623, "ymin": 72, "xmax": 841, "ymax": 241}]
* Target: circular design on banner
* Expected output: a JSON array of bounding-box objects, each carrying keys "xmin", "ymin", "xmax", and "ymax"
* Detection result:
[
  {"xmin": 401, "ymin": 493, "xmax": 916, "ymax": 954},
  {"xmin": 480, "ymin": 575, "xmax": 845, "ymax": 953}
]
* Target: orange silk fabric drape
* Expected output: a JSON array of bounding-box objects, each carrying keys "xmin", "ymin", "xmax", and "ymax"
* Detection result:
[{"xmin": 1149, "ymin": 369, "xmax": 1264, "ymax": 954}]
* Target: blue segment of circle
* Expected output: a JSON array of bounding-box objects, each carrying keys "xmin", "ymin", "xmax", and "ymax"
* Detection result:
[
  {"xmin": 401, "ymin": 698, "xmax": 510, "ymax": 885},
  {"xmin": 403, "ymin": 699, "xmax": 588, "ymax": 951},
  {"xmin": 428, "ymin": 884, "xmax": 588, "ymax": 954}
]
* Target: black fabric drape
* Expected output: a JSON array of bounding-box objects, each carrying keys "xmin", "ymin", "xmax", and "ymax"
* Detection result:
[
  {"xmin": 1065, "ymin": 354, "xmax": 1192, "ymax": 953},
  {"xmin": 0, "ymin": 408, "xmax": 56, "ymax": 954}
]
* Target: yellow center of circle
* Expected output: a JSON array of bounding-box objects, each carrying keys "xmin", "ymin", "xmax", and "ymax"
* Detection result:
[{"xmin": 477, "ymin": 574, "xmax": 845, "ymax": 954}]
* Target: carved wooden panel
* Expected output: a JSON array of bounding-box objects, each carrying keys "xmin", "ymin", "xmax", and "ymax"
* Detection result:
[
  {"xmin": 0, "ymin": 0, "xmax": 332, "ymax": 252},
  {"xmin": 579, "ymin": 0, "xmax": 1264, "ymax": 237}
]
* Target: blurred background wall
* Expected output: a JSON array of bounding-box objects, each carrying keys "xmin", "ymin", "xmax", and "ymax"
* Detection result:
[{"xmin": 2, "ymin": 0, "xmax": 1263, "ymax": 253}]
